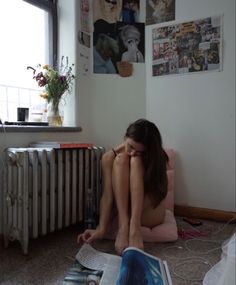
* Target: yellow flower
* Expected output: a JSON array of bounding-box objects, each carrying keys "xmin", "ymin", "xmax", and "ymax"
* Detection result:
[
  {"xmin": 40, "ymin": 92, "xmax": 48, "ymax": 99},
  {"xmin": 43, "ymin": 64, "xmax": 49, "ymax": 70}
]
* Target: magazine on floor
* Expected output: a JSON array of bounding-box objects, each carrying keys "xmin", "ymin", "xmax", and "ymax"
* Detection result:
[{"xmin": 63, "ymin": 243, "xmax": 173, "ymax": 285}]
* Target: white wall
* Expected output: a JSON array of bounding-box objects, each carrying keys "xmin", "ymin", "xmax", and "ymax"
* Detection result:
[
  {"xmin": 78, "ymin": 71, "xmax": 146, "ymax": 149},
  {"xmin": 75, "ymin": 0, "xmax": 146, "ymax": 149},
  {"xmin": 146, "ymin": 0, "xmax": 235, "ymax": 211},
  {"xmin": 0, "ymin": 0, "xmax": 235, "ymax": 234},
  {"xmin": 77, "ymin": 0, "xmax": 235, "ymax": 212}
]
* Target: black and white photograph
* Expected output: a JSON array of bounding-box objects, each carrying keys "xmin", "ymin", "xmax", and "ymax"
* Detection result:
[{"xmin": 118, "ymin": 22, "xmax": 145, "ymax": 63}]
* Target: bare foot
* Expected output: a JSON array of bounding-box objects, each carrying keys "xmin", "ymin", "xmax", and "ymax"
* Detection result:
[
  {"xmin": 115, "ymin": 226, "xmax": 129, "ymax": 255},
  {"xmin": 129, "ymin": 228, "xmax": 144, "ymax": 250}
]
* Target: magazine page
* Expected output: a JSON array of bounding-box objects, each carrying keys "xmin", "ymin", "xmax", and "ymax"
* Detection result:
[
  {"xmin": 115, "ymin": 247, "xmax": 170, "ymax": 285},
  {"xmin": 76, "ymin": 243, "xmax": 122, "ymax": 285},
  {"xmin": 63, "ymin": 259, "xmax": 103, "ymax": 284},
  {"xmin": 163, "ymin": 261, "xmax": 173, "ymax": 285}
]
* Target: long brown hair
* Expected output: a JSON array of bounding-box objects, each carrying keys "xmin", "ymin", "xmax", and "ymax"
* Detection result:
[{"xmin": 125, "ymin": 118, "xmax": 169, "ymax": 206}]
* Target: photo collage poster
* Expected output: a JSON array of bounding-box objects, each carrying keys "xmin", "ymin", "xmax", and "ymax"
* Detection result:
[{"xmin": 152, "ymin": 15, "xmax": 222, "ymax": 77}]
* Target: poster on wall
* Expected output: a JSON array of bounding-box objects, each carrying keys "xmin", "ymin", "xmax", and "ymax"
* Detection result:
[
  {"xmin": 92, "ymin": 0, "xmax": 145, "ymax": 74},
  {"xmin": 77, "ymin": 31, "xmax": 90, "ymax": 76},
  {"xmin": 78, "ymin": 0, "xmax": 91, "ymax": 76},
  {"xmin": 146, "ymin": 0, "xmax": 175, "ymax": 25},
  {"xmin": 78, "ymin": 31, "xmax": 91, "ymax": 48},
  {"xmin": 117, "ymin": 22, "xmax": 145, "ymax": 63},
  {"xmin": 80, "ymin": 0, "xmax": 90, "ymax": 33},
  {"xmin": 122, "ymin": 0, "xmax": 140, "ymax": 23},
  {"xmin": 93, "ymin": 0, "xmax": 122, "ymax": 74},
  {"xmin": 79, "ymin": 47, "xmax": 90, "ymax": 76},
  {"xmin": 152, "ymin": 15, "xmax": 222, "ymax": 77}
]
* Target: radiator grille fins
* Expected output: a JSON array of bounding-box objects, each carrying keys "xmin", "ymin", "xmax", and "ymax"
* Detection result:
[{"xmin": 3, "ymin": 147, "xmax": 105, "ymax": 254}]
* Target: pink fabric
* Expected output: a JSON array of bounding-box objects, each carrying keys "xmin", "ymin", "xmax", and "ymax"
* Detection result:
[
  {"xmin": 141, "ymin": 210, "xmax": 178, "ymax": 242},
  {"xmin": 104, "ymin": 210, "xmax": 178, "ymax": 242},
  {"xmin": 178, "ymin": 228, "xmax": 208, "ymax": 240},
  {"xmin": 104, "ymin": 148, "xmax": 178, "ymax": 242}
]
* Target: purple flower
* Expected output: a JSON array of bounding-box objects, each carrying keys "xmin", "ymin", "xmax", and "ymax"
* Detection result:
[
  {"xmin": 60, "ymin": 75, "xmax": 66, "ymax": 82},
  {"xmin": 34, "ymin": 72, "xmax": 47, "ymax": 87}
]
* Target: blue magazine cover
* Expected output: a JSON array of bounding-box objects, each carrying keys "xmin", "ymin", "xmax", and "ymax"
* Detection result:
[
  {"xmin": 64, "ymin": 244, "xmax": 172, "ymax": 285},
  {"xmin": 116, "ymin": 247, "xmax": 167, "ymax": 285}
]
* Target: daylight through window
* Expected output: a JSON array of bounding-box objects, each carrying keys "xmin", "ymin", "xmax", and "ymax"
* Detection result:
[{"xmin": 0, "ymin": 0, "xmax": 57, "ymax": 123}]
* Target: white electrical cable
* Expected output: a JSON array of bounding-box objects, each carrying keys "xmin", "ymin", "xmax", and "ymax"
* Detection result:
[{"xmin": 163, "ymin": 217, "xmax": 236, "ymax": 283}]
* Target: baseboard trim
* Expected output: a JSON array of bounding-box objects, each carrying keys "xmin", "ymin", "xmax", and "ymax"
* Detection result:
[
  {"xmin": 1, "ymin": 207, "xmax": 235, "ymax": 239},
  {"xmin": 174, "ymin": 205, "xmax": 236, "ymax": 222}
]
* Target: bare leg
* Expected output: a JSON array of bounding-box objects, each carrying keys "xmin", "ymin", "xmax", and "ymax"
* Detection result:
[
  {"xmin": 97, "ymin": 151, "xmax": 115, "ymax": 235},
  {"xmin": 129, "ymin": 156, "xmax": 144, "ymax": 250},
  {"xmin": 112, "ymin": 153, "xmax": 130, "ymax": 255}
]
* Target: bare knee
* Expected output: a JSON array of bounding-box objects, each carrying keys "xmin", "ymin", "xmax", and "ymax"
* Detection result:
[
  {"xmin": 101, "ymin": 152, "xmax": 115, "ymax": 201},
  {"xmin": 102, "ymin": 150, "xmax": 115, "ymax": 169},
  {"xmin": 130, "ymin": 156, "xmax": 144, "ymax": 173},
  {"xmin": 113, "ymin": 153, "xmax": 130, "ymax": 168}
]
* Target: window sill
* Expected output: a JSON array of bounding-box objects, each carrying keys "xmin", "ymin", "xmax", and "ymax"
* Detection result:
[{"xmin": 0, "ymin": 125, "xmax": 82, "ymax": 133}]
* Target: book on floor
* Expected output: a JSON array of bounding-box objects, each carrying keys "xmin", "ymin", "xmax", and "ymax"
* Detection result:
[{"xmin": 63, "ymin": 243, "xmax": 173, "ymax": 285}]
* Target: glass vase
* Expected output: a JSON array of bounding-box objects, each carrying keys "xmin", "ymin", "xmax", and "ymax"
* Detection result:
[{"xmin": 47, "ymin": 100, "xmax": 64, "ymax": 126}]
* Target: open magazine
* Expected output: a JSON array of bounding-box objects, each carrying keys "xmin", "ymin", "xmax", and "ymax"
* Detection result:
[{"xmin": 63, "ymin": 243, "xmax": 173, "ymax": 285}]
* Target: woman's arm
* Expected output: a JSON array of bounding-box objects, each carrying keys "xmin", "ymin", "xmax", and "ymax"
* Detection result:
[{"xmin": 78, "ymin": 149, "xmax": 119, "ymax": 244}]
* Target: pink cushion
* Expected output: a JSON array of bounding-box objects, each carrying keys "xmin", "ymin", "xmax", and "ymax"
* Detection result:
[
  {"xmin": 141, "ymin": 210, "xmax": 178, "ymax": 242},
  {"xmin": 104, "ymin": 148, "xmax": 178, "ymax": 242},
  {"xmin": 104, "ymin": 209, "xmax": 178, "ymax": 242}
]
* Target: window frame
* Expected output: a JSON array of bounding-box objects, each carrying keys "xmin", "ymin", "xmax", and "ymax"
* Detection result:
[
  {"xmin": 0, "ymin": 0, "xmax": 58, "ymax": 122},
  {"xmin": 23, "ymin": 0, "xmax": 58, "ymax": 67},
  {"xmin": 0, "ymin": 0, "xmax": 59, "ymax": 126}
]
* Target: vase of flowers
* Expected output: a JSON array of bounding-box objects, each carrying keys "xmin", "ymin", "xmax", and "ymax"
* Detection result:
[
  {"xmin": 46, "ymin": 99, "xmax": 64, "ymax": 126},
  {"xmin": 28, "ymin": 56, "xmax": 75, "ymax": 126}
]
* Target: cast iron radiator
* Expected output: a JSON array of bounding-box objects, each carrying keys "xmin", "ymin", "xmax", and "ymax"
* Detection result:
[{"xmin": 3, "ymin": 146, "xmax": 105, "ymax": 254}]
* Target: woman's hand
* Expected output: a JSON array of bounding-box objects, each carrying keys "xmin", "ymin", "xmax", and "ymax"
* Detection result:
[{"xmin": 77, "ymin": 228, "xmax": 105, "ymax": 244}]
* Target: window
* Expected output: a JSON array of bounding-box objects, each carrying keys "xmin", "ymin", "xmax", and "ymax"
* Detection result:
[{"xmin": 0, "ymin": 0, "xmax": 57, "ymax": 123}]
